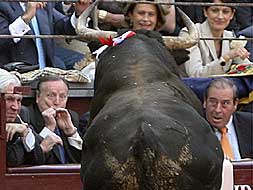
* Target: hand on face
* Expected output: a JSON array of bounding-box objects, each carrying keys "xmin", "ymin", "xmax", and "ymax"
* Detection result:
[
  {"xmin": 6, "ymin": 123, "xmax": 29, "ymax": 142},
  {"xmin": 55, "ymin": 108, "xmax": 76, "ymax": 136},
  {"xmin": 42, "ymin": 107, "xmax": 57, "ymax": 131},
  {"xmin": 40, "ymin": 135, "xmax": 63, "ymax": 153}
]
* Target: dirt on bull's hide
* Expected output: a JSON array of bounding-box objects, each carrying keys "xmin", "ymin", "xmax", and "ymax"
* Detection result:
[{"xmin": 81, "ymin": 30, "xmax": 223, "ymax": 190}]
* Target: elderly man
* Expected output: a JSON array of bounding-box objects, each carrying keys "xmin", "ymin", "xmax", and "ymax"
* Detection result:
[
  {"xmin": 204, "ymin": 78, "xmax": 253, "ymax": 160},
  {"xmin": 0, "ymin": 69, "xmax": 62, "ymax": 166},
  {"xmin": 27, "ymin": 75, "xmax": 82, "ymax": 164}
]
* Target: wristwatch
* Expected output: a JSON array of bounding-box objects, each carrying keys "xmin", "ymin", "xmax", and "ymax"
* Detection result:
[{"xmin": 219, "ymin": 56, "xmax": 226, "ymax": 66}]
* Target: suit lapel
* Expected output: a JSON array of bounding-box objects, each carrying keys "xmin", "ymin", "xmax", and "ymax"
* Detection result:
[
  {"xmin": 36, "ymin": 8, "xmax": 51, "ymax": 35},
  {"xmin": 8, "ymin": 2, "xmax": 25, "ymax": 22},
  {"xmin": 200, "ymin": 21, "xmax": 217, "ymax": 59}
]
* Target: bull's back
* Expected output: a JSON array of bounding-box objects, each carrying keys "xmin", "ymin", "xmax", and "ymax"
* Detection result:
[{"xmin": 81, "ymin": 86, "xmax": 223, "ymax": 190}]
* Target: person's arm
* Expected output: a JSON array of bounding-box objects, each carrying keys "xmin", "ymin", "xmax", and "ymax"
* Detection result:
[
  {"xmin": 98, "ymin": 10, "xmax": 127, "ymax": 28},
  {"xmin": 55, "ymin": 108, "xmax": 83, "ymax": 150},
  {"xmin": 158, "ymin": 5, "xmax": 176, "ymax": 34},
  {"xmin": 180, "ymin": 28, "xmax": 226, "ymax": 77},
  {"xmin": 184, "ymin": 44, "xmax": 226, "ymax": 77},
  {"xmin": 9, "ymin": 2, "xmax": 46, "ymax": 43}
]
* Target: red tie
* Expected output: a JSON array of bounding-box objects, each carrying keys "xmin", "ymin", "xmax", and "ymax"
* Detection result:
[{"xmin": 219, "ymin": 127, "xmax": 234, "ymax": 160}]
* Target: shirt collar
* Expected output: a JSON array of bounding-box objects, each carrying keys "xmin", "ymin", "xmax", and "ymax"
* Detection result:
[{"xmin": 225, "ymin": 115, "xmax": 233, "ymax": 134}]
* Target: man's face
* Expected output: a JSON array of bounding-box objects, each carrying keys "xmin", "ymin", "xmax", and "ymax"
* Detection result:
[
  {"xmin": 203, "ymin": 87, "xmax": 238, "ymax": 130},
  {"xmin": 36, "ymin": 80, "xmax": 68, "ymax": 112},
  {"xmin": 5, "ymin": 84, "xmax": 22, "ymax": 122}
]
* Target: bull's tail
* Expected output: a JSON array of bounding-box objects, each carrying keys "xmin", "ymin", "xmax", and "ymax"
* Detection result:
[{"xmin": 131, "ymin": 121, "xmax": 160, "ymax": 190}]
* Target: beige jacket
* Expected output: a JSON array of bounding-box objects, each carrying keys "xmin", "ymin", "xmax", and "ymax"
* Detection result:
[{"xmin": 180, "ymin": 20, "xmax": 252, "ymax": 77}]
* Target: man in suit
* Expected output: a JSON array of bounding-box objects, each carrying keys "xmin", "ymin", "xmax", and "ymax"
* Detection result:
[
  {"xmin": 27, "ymin": 75, "xmax": 82, "ymax": 164},
  {"xmin": 0, "ymin": 1, "xmax": 89, "ymax": 69},
  {"xmin": 203, "ymin": 78, "xmax": 253, "ymax": 160},
  {"xmin": 0, "ymin": 68, "xmax": 61, "ymax": 166}
]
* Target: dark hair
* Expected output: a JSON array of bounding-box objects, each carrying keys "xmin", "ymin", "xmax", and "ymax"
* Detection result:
[
  {"xmin": 203, "ymin": 0, "xmax": 236, "ymax": 11},
  {"xmin": 36, "ymin": 75, "xmax": 69, "ymax": 93},
  {"xmin": 204, "ymin": 78, "xmax": 238, "ymax": 102}
]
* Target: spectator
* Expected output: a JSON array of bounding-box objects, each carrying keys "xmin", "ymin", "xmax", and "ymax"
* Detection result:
[
  {"xmin": 88, "ymin": 0, "xmax": 176, "ymax": 34},
  {"xmin": 27, "ymin": 75, "xmax": 82, "ymax": 164},
  {"xmin": 180, "ymin": 0, "xmax": 252, "ymax": 77},
  {"xmin": 0, "ymin": 69, "xmax": 61, "ymax": 166},
  {"xmin": 203, "ymin": 78, "xmax": 253, "ymax": 160},
  {"xmin": 0, "ymin": 1, "xmax": 89, "ymax": 70}
]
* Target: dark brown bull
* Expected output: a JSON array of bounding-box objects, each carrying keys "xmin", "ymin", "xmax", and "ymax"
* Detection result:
[{"xmin": 77, "ymin": 1, "xmax": 223, "ymax": 190}]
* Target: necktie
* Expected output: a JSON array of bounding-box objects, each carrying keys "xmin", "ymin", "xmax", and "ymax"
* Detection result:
[
  {"xmin": 54, "ymin": 127, "xmax": 67, "ymax": 164},
  {"xmin": 219, "ymin": 127, "xmax": 234, "ymax": 160},
  {"xmin": 30, "ymin": 16, "xmax": 46, "ymax": 69}
]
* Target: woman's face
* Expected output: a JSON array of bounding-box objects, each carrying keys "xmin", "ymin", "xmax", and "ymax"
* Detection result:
[
  {"xmin": 204, "ymin": 0, "xmax": 235, "ymax": 33},
  {"xmin": 129, "ymin": 3, "xmax": 158, "ymax": 31}
]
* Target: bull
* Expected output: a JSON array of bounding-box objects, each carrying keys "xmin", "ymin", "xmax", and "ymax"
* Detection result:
[{"xmin": 76, "ymin": 1, "xmax": 224, "ymax": 190}]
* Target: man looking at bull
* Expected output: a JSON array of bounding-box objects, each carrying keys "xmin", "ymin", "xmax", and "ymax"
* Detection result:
[
  {"xmin": 204, "ymin": 78, "xmax": 253, "ymax": 160},
  {"xmin": 0, "ymin": 69, "xmax": 62, "ymax": 166},
  {"xmin": 27, "ymin": 75, "xmax": 82, "ymax": 164}
]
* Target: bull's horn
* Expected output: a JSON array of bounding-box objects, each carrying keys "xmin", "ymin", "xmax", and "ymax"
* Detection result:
[
  {"xmin": 163, "ymin": 7, "xmax": 199, "ymax": 49},
  {"xmin": 76, "ymin": 0, "xmax": 117, "ymax": 42}
]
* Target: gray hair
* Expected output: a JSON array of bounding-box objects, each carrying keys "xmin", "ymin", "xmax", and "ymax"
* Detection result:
[
  {"xmin": 204, "ymin": 78, "xmax": 238, "ymax": 100},
  {"xmin": 0, "ymin": 69, "xmax": 21, "ymax": 93}
]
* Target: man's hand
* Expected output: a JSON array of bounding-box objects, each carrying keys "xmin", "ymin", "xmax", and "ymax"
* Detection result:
[
  {"xmin": 55, "ymin": 108, "xmax": 76, "ymax": 136},
  {"xmin": 42, "ymin": 108, "xmax": 57, "ymax": 131},
  {"xmin": 40, "ymin": 135, "xmax": 63, "ymax": 153},
  {"xmin": 74, "ymin": 0, "xmax": 92, "ymax": 17},
  {"xmin": 6, "ymin": 123, "xmax": 29, "ymax": 142},
  {"xmin": 22, "ymin": 2, "xmax": 47, "ymax": 24}
]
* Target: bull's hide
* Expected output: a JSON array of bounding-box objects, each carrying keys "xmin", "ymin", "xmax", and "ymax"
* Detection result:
[{"xmin": 81, "ymin": 30, "xmax": 223, "ymax": 190}]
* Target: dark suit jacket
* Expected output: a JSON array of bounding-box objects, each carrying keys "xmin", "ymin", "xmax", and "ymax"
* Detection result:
[
  {"xmin": 208, "ymin": 111, "xmax": 253, "ymax": 159},
  {"xmin": 27, "ymin": 103, "xmax": 81, "ymax": 164},
  {"xmin": 233, "ymin": 111, "xmax": 253, "ymax": 159},
  {"xmin": 0, "ymin": 2, "xmax": 76, "ymax": 69},
  {"xmin": 7, "ymin": 106, "xmax": 45, "ymax": 166}
]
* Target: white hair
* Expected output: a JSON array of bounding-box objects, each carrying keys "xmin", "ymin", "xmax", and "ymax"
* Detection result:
[{"xmin": 0, "ymin": 69, "xmax": 21, "ymax": 93}]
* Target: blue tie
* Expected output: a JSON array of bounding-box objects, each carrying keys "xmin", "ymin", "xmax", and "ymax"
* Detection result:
[
  {"xmin": 30, "ymin": 16, "xmax": 46, "ymax": 69},
  {"xmin": 54, "ymin": 127, "xmax": 67, "ymax": 164}
]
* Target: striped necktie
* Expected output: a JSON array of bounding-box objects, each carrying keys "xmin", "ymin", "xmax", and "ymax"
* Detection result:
[
  {"xmin": 30, "ymin": 15, "xmax": 46, "ymax": 69},
  {"xmin": 219, "ymin": 127, "xmax": 234, "ymax": 160}
]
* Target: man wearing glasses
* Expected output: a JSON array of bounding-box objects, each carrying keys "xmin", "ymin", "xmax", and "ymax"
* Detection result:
[{"xmin": 203, "ymin": 78, "xmax": 253, "ymax": 161}]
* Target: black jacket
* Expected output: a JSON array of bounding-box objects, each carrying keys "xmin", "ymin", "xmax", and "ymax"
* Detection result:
[{"xmin": 27, "ymin": 103, "xmax": 81, "ymax": 164}]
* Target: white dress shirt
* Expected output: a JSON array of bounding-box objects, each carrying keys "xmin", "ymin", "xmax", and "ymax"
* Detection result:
[{"xmin": 215, "ymin": 116, "xmax": 242, "ymax": 161}]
